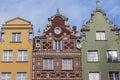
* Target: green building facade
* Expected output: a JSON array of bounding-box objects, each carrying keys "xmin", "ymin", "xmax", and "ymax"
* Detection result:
[{"xmin": 81, "ymin": 0, "xmax": 120, "ymax": 80}]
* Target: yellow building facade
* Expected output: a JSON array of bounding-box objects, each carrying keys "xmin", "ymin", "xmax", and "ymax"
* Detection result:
[{"xmin": 0, "ymin": 17, "xmax": 33, "ymax": 80}]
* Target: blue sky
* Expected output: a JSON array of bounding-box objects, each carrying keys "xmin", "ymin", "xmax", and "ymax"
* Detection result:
[{"xmin": 0, "ymin": 0, "xmax": 120, "ymax": 35}]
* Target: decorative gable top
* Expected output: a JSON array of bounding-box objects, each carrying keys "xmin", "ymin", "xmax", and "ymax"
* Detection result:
[
  {"xmin": 40, "ymin": 9, "xmax": 79, "ymax": 39},
  {"xmin": 48, "ymin": 8, "xmax": 68, "ymax": 21},
  {"xmin": 81, "ymin": 0, "xmax": 116, "ymax": 32},
  {"xmin": 88, "ymin": 0, "xmax": 109, "ymax": 25},
  {"xmin": 5, "ymin": 17, "xmax": 31, "ymax": 25}
]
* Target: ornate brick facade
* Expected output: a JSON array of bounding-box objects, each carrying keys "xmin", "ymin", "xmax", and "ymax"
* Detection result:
[{"xmin": 32, "ymin": 9, "xmax": 82, "ymax": 80}]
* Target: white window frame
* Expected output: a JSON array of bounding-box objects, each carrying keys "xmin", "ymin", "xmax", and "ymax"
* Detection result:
[
  {"xmin": 107, "ymin": 50, "xmax": 118, "ymax": 62},
  {"xmin": 62, "ymin": 59, "xmax": 73, "ymax": 70},
  {"xmin": 16, "ymin": 72, "xmax": 27, "ymax": 80},
  {"xmin": 12, "ymin": 33, "xmax": 21, "ymax": 42},
  {"xmin": 87, "ymin": 50, "xmax": 99, "ymax": 62},
  {"xmin": 53, "ymin": 40, "xmax": 62, "ymax": 50},
  {"xmin": 3, "ymin": 50, "xmax": 13, "ymax": 61},
  {"xmin": 89, "ymin": 72, "xmax": 100, "ymax": 80},
  {"xmin": 43, "ymin": 58, "xmax": 53, "ymax": 70},
  {"xmin": 17, "ymin": 50, "xmax": 28, "ymax": 61},
  {"xmin": 1, "ymin": 72, "xmax": 11, "ymax": 80},
  {"xmin": 96, "ymin": 31, "xmax": 106, "ymax": 40}
]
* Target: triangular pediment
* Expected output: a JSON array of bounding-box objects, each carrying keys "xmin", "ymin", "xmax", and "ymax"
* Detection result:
[{"xmin": 5, "ymin": 17, "xmax": 31, "ymax": 25}]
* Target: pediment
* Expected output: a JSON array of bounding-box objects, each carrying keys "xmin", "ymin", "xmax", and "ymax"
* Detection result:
[{"xmin": 5, "ymin": 17, "xmax": 31, "ymax": 25}]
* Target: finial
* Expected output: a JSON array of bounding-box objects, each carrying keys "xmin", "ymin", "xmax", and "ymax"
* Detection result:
[
  {"xmin": 37, "ymin": 28, "xmax": 41, "ymax": 36},
  {"xmin": 96, "ymin": 0, "xmax": 100, "ymax": 10},
  {"xmin": 56, "ymin": 8, "xmax": 60, "ymax": 14},
  {"xmin": 82, "ymin": 20, "xmax": 86, "ymax": 28},
  {"xmin": 82, "ymin": 20, "xmax": 85, "ymax": 26},
  {"xmin": 114, "ymin": 19, "xmax": 117, "ymax": 27}
]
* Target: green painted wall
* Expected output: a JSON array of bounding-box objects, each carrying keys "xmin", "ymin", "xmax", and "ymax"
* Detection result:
[{"xmin": 81, "ymin": 10, "xmax": 120, "ymax": 80}]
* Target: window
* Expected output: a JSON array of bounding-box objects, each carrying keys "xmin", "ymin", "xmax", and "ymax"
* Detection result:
[
  {"xmin": 109, "ymin": 72, "xmax": 120, "ymax": 80},
  {"xmin": 1, "ymin": 32, "xmax": 5, "ymax": 41},
  {"xmin": 107, "ymin": 50, "xmax": 118, "ymax": 62},
  {"xmin": 17, "ymin": 50, "xmax": 27, "ymax": 61},
  {"xmin": 53, "ymin": 40, "xmax": 62, "ymax": 50},
  {"xmin": 43, "ymin": 59, "xmax": 53, "ymax": 70},
  {"xmin": 3, "ymin": 50, "xmax": 13, "ymax": 61},
  {"xmin": 96, "ymin": 31, "xmax": 106, "ymax": 40},
  {"xmin": 16, "ymin": 72, "xmax": 27, "ymax": 80},
  {"xmin": 87, "ymin": 51, "xmax": 99, "ymax": 62},
  {"xmin": 1, "ymin": 72, "xmax": 11, "ymax": 80},
  {"xmin": 12, "ymin": 33, "xmax": 21, "ymax": 42},
  {"xmin": 28, "ymin": 32, "xmax": 33, "ymax": 40},
  {"xmin": 35, "ymin": 39, "xmax": 40, "ymax": 48},
  {"xmin": 89, "ymin": 72, "xmax": 100, "ymax": 80},
  {"xmin": 62, "ymin": 59, "xmax": 73, "ymax": 70}
]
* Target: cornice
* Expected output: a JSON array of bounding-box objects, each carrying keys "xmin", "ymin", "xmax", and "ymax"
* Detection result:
[{"xmin": 33, "ymin": 52, "xmax": 81, "ymax": 56}]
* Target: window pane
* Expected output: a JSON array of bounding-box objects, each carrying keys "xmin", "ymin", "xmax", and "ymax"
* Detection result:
[
  {"xmin": 17, "ymin": 72, "xmax": 27, "ymax": 80},
  {"xmin": 43, "ymin": 59, "xmax": 53, "ymax": 70},
  {"xmin": 2, "ymin": 72, "xmax": 11, "ymax": 80},
  {"xmin": 89, "ymin": 72, "xmax": 100, "ymax": 80},
  {"xmin": 109, "ymin": 72, "xmax": 120, "ymax": 80},
  {"xmin": 107, "ymin": 50, "xmax": 118, "ymax": 62},
  {"xmin": 1, "ymin": 33, "xmax": 5, "ymax": 40},
  {"xmin": 3, "ymin": 50, "xmax": 12, "ymax": 61},
  {"xmin": 29, "ymin": 33, "xmax": 32, "ymax": 40},
  {"xmin": 53, "ymin": 40, "xmax": 62, "ymax": 50},
  {"xmin": 62, "ymin": 59, "xmax": 73, "ymax": 70},
  {"xmin": 12, "ymin": 33, "xmax": 21, "ymax": 42},
  {"xmin": 53, "ymin": 40, "xmax": 56, "ymax": 50},
  {"xmin": 87, "ymin": 51, "xmax": 98, "ymax": 62},
  {"xmin": 17, "ymin": 33, "xmax": 21, "ymax": 41},
  {"xmin": 18, "ymin": 50, "xmax": 28, "ymax": 61},
  {"xmin": 12, "ymin": 33, "xmax": 16, "ymax": 42},
  {"xmin": 96, "ymin": 31, "xmax": 106, "ymax": 40}
]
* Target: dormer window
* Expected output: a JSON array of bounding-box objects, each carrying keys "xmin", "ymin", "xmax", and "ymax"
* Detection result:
[
  {"xmin": 1, "ymin": 29, "xmax": 5, "ymax": 41},
  {"xmin": 1, "ymin": 32, "xmax": 5, "ymax": 41},
  {"xmin": 96, "ymin": 31, "xmax": 106, "ymax": 40},
  {"xmin": 76, "ymin": 39, "xmax": 81, "ymax": 49},
  {"xmin": 53, "ymin": 40, "xmax": 62, "ymax": 50},
  {"xmin": 35, "ymin": 39, "xmax": 40, "ymax": 49},
  {"xmin": 29, "ymin": 32, "xmax": 33, "ymax": 40},
  {"xmin": 28, "ymin": 29, "xmax": 33, "ymax": 40}
]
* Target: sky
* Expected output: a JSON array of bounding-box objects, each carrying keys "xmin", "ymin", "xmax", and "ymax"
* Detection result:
[{"xmin": 0, "ymin": 0, "xmax": 120, "ymax": 35}]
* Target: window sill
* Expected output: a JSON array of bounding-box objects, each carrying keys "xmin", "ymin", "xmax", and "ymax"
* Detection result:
[
  {"xmin": 43, "ymin": 70, "xmax": 54, "ymax": 71},
  {"xmin": 87, "ymin": 61, "xmax": 100, "ymax": 63},
  {"xmin": 53, "ymin": 50, "xmax": 62, "ymax": 52},
  {"xmin": 0, "ymin": 40, "xmax": 4, "ymax": 42},
  {"xmin": 1, "ymin": 61, "xmax": 13, "ymax": 63},
  {"xmin": 28, "ymin": 39, "xmax": 32, "ymax": 41},
  {"xmin": 62, "ymin": 70, "xmax": 73, "ymax": 71},
  {"xmin": 10, "ymin": 41, "xmax": 22, "ymax": 43},
  {"xmin": 107, "ymin": 61, "xmax": 120, "ymax": 63},
  {"xmin": 16, "ymin": 61, "xmax": 28, "ymax": 63},
  {"xmin": 95, "ymin": 40, "xmax": 108, "ymax": 41}
]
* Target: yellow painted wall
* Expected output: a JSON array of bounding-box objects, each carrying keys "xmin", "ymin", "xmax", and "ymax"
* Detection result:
[{"xmin": 0, "ymin": 18, "xmax": 33, "ymax": 80}]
